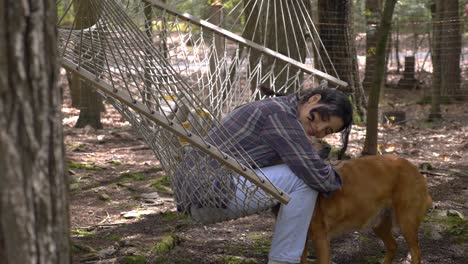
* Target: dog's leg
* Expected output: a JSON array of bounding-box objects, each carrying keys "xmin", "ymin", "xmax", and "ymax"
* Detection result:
[
  {"xmin": 299, "ymin": 237, "xmax": 309, "ymax": 264},
  {"xmin": 398, "ymin": 219, "xmax": 422, "ymax": 264},
  {"xmin": 372, "ymin": 213, "xmax": 397, "ymax": 264},
  {"xmin": 309, "ymin": 221, "xmax": 331, "ymax": 264}
]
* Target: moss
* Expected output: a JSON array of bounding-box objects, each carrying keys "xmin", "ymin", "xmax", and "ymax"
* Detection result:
[
  {"xmin": 71, "ymin": 243, "xmax": 96, "ymax": 253},
  {"xmin": 108, "ymin": 160, "xmax": 122, "ymax": 165},
  {"xmin": 417, "ymin": 95, "xmax": 452, "ymax": 105},
  {"xmin": 150, "ymin": 235, "xmax": 179, "ymax": 255},
  {"xmin": 160, "ymin": 211, "xmax": 189, "ymax": 222},
  {"xmin": 104, "ymin": 234, "xmax": 121, "ymax": 242},
  {"xmin": 68, "ymin": 161, "xmax": 103, "ymax": 171},
  {"xmin": 66, "ymin": 142, "xmax": 86, "ymax": 149},
  {"xmin": 152, "ymin": 256, "xmax": 192, "ymax": 264},
  {"xmin": 445, "ymin": 216, "xmax": 468, "ymax": 243},
  {"xmin": 425, "ymin": 213, "xmax": 468, "ymax": 244},
  {"xmin": 215, "ymin": 255, "xmax": 259, "ymax": 264},
  {"xmin": 248, "ymin": 232, "xmax": 271, "ymax": 254},
  {"xmin": 419, "ymin": 162, "xmax": 434, "ymax": 170},
  {"xmin": 118, "ymin": 172, "xmax": 145, "ymax": 182},
  {"xmin": 98, "ymin": 193, "xmax": 111, "ymax": 201},
  {"xmin": 121, "ymin": 255, "xmax": 147, "ymax": 264},
  {"xmin": 146, "ymin": 167, "xmax": 164, "ymax": 173},
  {"xmin": 365, "ymin": 254, "xmax": 383, "ymax": 264},
  {"xmin": 71, "ymin": 229, "xmax": 95, "ymax": 237},
  {"xmin": 150, "ymin": 175, "xmax": 172, "ymax": 193}
]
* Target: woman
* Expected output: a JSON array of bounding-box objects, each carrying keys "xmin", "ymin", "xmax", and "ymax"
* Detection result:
[{"xmin": 179, "ymin": 83, "xmax": 353, "ymax": 264}]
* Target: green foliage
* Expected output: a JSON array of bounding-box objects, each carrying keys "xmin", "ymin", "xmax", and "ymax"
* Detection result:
[
  {"xmin": 118, "ymin": 172, "xmax": 145, "ymax": 182},
  {"xmin": 57, "ymin": 1, "xmax": 75, "ymax": 27}
]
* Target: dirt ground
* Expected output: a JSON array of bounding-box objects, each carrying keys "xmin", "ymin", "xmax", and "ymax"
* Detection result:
[{"xmin": 63, "ymin": 82, "xmax": 468, "ymax": 263}]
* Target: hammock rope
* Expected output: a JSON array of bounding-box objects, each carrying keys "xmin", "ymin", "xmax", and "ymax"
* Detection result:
[{"xmin": 56, "ymin": 0, "xmax": 346, "ymax": 223}]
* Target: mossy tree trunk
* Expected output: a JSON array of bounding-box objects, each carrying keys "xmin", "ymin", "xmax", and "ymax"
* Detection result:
[
  {"xmin": 0, "ymin": 0, "xmax": 70, "ymax": 263},
  {"xmin": 362, "ymin": 0, "xmax": 398, "ymax": 155}
]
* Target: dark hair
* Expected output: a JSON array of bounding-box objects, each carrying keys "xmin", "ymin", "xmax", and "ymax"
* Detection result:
[{"xmin": 297, "ymin": 84, "xmax": 353, "ymax": 160}]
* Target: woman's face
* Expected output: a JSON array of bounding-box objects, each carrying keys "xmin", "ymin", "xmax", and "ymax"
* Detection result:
[{"xmin": 298, "ymin": 95, "xmax": 344, "ymax": 139}]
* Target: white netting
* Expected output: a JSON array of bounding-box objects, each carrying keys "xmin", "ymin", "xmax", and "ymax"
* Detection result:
[{"xmin": 56, "ymin": 0, "xmax": 346, "ymax": 223}]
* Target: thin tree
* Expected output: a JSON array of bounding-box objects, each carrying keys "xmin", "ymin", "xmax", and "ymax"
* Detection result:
[
  {"xmin": 0, "ymin": 0, "xmax": 70, "ymax": 263},
  {"xmin": 363, "ymin": 0, "xmax": 383, "ymax": 91},
  {"xmin": 428, "ymin": 0, "xmax": 442, "ymax": 120},
  {"xmin": 362, "ymin": 0, "xmax": 398, "ymax": 155}
]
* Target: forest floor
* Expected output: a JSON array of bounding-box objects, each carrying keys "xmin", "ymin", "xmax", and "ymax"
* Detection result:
[{"xmin": 63, "ymin": 83, "xmax": 468, "ymax": 263}]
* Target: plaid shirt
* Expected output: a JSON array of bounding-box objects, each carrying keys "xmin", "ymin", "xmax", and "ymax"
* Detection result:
[{"xmin": 206, "ymin": 94, "xmax": 342, "ymax": 194}]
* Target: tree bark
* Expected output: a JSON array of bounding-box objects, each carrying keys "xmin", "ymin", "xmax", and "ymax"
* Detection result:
[
  {"xmin": 72, "ymin": 0, "xmax": 104, "ymax": 129},
  {"xmin": 363, "ymin": 0, "xmax": 382, "ymax": 91},
  {"xmin": 362, "ymin": 0, "xmax": 398, "ymax": 155},
  {"xmin": 318, "ymin": 0, "xmax": 367, "ymax": 122},
  {"xmin": 441, "ymin": 0, "xmax": 462, "ymax": 100},
  {"xmin": 428, "ymin": 1, "xmax": 443, "ymax": 120},
  {"xmin": 0, "ymin": 1, "xmax": 70, "ymax": 263}
]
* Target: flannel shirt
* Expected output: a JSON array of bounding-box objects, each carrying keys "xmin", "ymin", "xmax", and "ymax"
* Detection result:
[{"xmin": 205, "ymin": 94, "xmax": 342, "ymax": 194}]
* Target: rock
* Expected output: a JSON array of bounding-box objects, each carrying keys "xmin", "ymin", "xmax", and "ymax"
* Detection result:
[
  {"xmin": 447, "ymin": 209, "xmax": 464, "ymax": 219},
  {"xmin": 122, "ymin": 210, "xmax": 157, "ymax": 219},
  {"xmin": 98, "ymin": 246, "xmax": 117, "ymax": 258},
  {"xmin": 140, "ymin": 192, "xmax": 160, "ymax": 199}
]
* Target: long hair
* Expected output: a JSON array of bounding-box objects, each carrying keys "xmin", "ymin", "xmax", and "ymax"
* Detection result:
[{"xmin": 260, "ymin": 83, "xmax": 353, "ymax": 159}]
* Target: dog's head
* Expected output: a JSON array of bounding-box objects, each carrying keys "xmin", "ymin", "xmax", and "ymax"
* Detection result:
[{"xmin": 310, "ymin": 139, "xmax": 331, "ymax": 159}]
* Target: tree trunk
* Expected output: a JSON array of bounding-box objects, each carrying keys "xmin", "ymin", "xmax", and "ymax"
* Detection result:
[
  {"xmin": 0, "ymin": 1, "xmax": 70, "ymax": 263},
  {"xmin": 318, "ymin": 0, "xmax": 367, "ymax": 122},
  {"xmin": 263, "ymin": 0, "xmax": 308, "ymax": 93},
  {"xmin": 441, "ymin": 0, "xmax": 462, "ymax": 100},
  {"xmin": 72, "ymin": 0, "xmax": 104, "ymax": 129},
  {"xmin": 363, "ymin": 0, "xmax": 382, "ymax": 91},
  {"xmin": 362, "ymin": 0, "xmax": 398, "ymax": 155},
  {"xmin": 428, "ymin": 1, "xmax": 443, "ymax": 120}
]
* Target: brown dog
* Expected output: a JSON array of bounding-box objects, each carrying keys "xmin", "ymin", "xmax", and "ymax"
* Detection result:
[{"xmin": 275, "ymin": 155, "xmax": 432, "ymax": 264}]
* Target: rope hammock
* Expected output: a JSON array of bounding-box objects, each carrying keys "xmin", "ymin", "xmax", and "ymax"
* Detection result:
[{"xmin": 56, "ymin": 0, "xmax": 347, "ymax": 223}]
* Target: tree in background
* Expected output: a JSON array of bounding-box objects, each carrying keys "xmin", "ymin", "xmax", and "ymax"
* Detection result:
[
  {"xmin": 439, "ymin": 0, "xmax": 462, "ymax": 100},
  {"xmin": 0, "ymin": 0, "xmax": 70, "ymax": 263},
  {"xmin": 428, "ymin": 0, "xmax": 443, "ymax": 120},
  {"xmin": 318, "ymin": 0, "xmax": 367, "ymax": 122},
  {"xmin": 429, "ymin": 0, "xmax": 462, "ymax": 120},
  {"xmin": 363, "ymin": 0, "xmax": 382, "ymax": 91},
  {"xmin": 363, "ymin": 0, "xmax": 398, "ymax": 155},
  {"xmin": 71, "ymin": 0, "xmax": 105, "ymax": 129}
]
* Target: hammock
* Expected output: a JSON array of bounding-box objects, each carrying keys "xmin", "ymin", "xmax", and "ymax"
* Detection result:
[{"xmin": 56, "ymin": 0, "xmax": 347, "ymax": 223}]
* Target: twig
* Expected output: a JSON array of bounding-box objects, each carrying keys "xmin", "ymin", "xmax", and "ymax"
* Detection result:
[
  {"xmin": 420, "ymin": 170, "xmax": 451, "ymax": 177},
  {"xmin": 98, "ymin": 211, "xmax": 111, "ymax": 225},
  {"xmin": 116, "ymin": 182, "xmax": 142, "ymax": 192}
]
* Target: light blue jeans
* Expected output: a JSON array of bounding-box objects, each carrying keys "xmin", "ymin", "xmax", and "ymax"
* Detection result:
[{"xmin": 229, "ymin": 164, "xmax": 319, "ymax": 264}]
